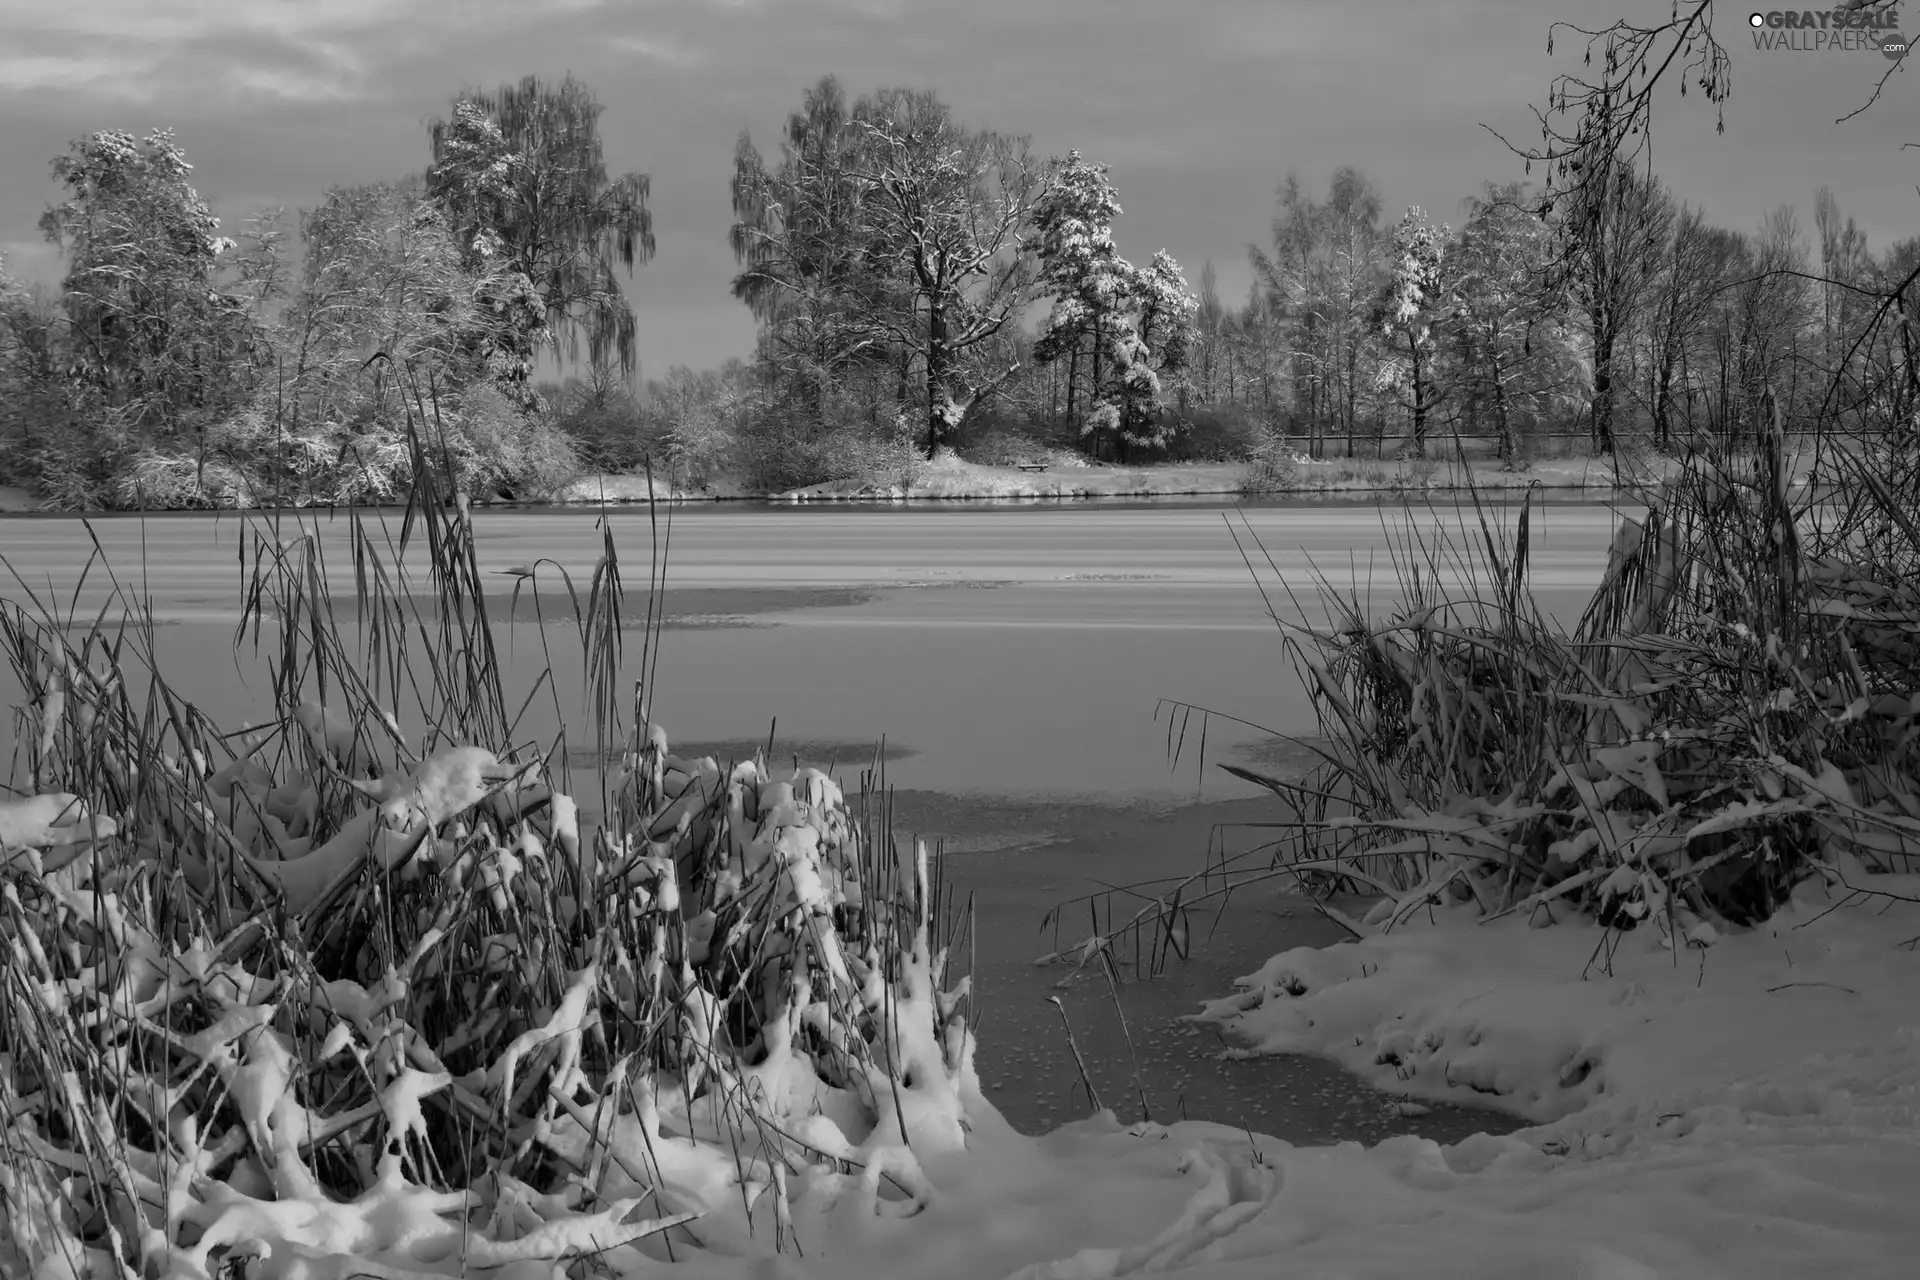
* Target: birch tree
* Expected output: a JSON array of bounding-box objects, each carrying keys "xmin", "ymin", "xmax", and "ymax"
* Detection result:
[
  {"xmin": 428, "ymin": 75, "xmax": 654, "ymax": 386},
  {"xmin": 1251, "ymin": 168, "xmax": 1384, "ymax": 454}
]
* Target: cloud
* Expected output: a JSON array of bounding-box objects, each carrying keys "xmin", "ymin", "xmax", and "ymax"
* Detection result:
[
  {"xmin": 0, "ymin": 0, "xmax": 620, "ymax": 105},
  {"xmin": 606, "ymin": 34, "xmax": 703, "ymax": 67}
]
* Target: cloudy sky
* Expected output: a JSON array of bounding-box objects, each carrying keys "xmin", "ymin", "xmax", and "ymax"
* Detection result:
[{"xmin": 0, "ymin": 0, "xmax": 1911, "ymax": 379}]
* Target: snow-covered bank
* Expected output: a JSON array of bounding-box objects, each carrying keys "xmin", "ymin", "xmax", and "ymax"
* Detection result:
[
  {"xmin": 659, "ymin": 872, "xmax": 1920, "ymax": 1278},
  {"xmin": 841, "ymin": 876, "xmax": 1920, "ymax": 1279},
  {"xmin": 552, "ymin": 451, "xmax": 1674, "ymax": 507},
  {"xmin": 1193, "ymin": 873, "xmax": 1920, "ymax": 1127}
]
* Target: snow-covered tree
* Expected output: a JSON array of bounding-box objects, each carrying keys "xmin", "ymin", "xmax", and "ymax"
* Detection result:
[
  {"xmin": 283, "ymin": 181, "xmax": 481, "ymax": 435},
  {"xmin": 1115, "ymin": 249, "xmax": 1199, "ymax": 453},
  {"xmin": 1031, "ymin": 154, "xmax": 1198, "ymax": 458},
  {"xmin": 1029, "ymin": 150, "xmax": 1133, "ymax": 452},
  {"xmin": 1375, "ymin": 206, "xmax": 1450, "ymax": 456},
  {"xmin": 728, "ymin": 76, "xmax": 901, "ymax": 429},
  {"xmin": 850, "ymin": 89, "xmax": 1051, "ymax": 457},
  {"xmin": 38, "ymin": 129, "xmax": 262, "ymax": 439},
  {"xmin": 428, "ymin": 75, "xmax": 653, "ymax": 390}
]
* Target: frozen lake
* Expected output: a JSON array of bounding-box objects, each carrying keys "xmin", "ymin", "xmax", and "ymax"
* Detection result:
[
  {"xmin": 0, "ymin": 496, "xmax": 1626, "ymax": 1140},
  {"xmin": 0, "ymin": 497, "xmax": 1622, "ymax": 798}
]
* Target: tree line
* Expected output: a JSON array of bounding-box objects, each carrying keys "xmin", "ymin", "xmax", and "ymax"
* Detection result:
[
  {"xmin": 0, "ymin": 75, "xmax": 647, "ymax": 508},
  {"xmin": 2, "ymin": 69, "xmax": 1916, "ymax": 508}
]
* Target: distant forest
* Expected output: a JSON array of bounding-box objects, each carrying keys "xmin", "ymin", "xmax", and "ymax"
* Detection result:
[{"xmin": 2, "ymin": 57, "xmax": 1916, "ymax": 507}]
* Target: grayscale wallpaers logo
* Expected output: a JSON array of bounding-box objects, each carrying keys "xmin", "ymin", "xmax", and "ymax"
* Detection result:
[{"xmin": 1748, "ymin": 6, "xmax": 1909, "ymax": 57}]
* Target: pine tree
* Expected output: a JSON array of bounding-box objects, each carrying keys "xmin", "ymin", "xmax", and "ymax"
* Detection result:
[{"xmin": 1376, "ymin": 206, "xmax": 1449, "ymax": 456}]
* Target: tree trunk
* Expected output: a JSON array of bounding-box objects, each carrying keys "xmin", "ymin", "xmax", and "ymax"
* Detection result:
[
  {"xmin": 1066, "ymin": 338, "xmax": 1079, "ymax": 433},
  {"xmin": 1089, "ymin": 316, "xmax": 1105, "ymax": 460},
  {"xmin": 1345, "ymin": 341, "xmax": 1359, "ymax": 459},
  {"xmin": 1407, "ymin": 337, "xmax": 1429, "ymax": 458},
  {"xmin": 1491, "ymin": 353, "xmax": 1515, "ymax": 466},
  {"xmin": 1590, "ymin": 314, "xmax": 1618, "ymax": 455},
  {"xmin": 1652, "ymin": 351, "xmax": 1675, "ymax": 449},
  {"xmin": 925, "ymin": 301, "xmax": 951, "ymax": 459}
]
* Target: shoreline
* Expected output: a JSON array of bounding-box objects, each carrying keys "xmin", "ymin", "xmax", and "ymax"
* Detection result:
[
  {"xmin": 5, "ymin": 451, "xmax": 1827, "ymax": 514},
  {"xmin": 0, "ymin": 457, "xmax": 1659, "ymax": 515},
  {"xmin": 558, "ymin": 455, "xmax": 1652, "ymax": 506}
]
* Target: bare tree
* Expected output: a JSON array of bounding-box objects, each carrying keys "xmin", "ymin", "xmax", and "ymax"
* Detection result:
[
  {"xmin": 1193, "ymin": 260, "xmax": 1225, "ymax": 404},
  {"xmin": 1251, "ymin": 168, "xmax": 1384, "ymax": 455},
  {"xmin": 1812, "ymin": 186, "xmax": 1871, "ymax": 388},
  {"xmin": 1645, "ymin": 205, "xmax": 1735, "ymax": 446},
  {"xmin": 1729, "ymin": 205, "xmax": 1813, "ymax": 444},
  {"xmin": 1561, "ymin": 160, "xmax": 1672, "ymax": 453}
]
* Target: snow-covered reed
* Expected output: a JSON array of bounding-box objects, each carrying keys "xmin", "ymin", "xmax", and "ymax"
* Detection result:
[
  {"xmin": 1087, "ymin": 420, "xmax": 1920, "ymax": 964},
  {"xmin": 0, "ymin": 405, "xmax": 980, "ymax": 1279}
]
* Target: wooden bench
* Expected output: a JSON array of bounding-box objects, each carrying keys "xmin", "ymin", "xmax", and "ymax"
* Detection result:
[{"xmin": 1016, "ymin": 462, "xmax": 1048, "ymax": 473}]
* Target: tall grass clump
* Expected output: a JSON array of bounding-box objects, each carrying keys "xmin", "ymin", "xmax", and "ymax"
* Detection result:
[
  {"xmin": 0, "ymin": 365, "xmax": 978, "ymax": 1279},
  {"xmin": 1083, "ymin": 396, "xmax": 1919, "ymax": 976}
]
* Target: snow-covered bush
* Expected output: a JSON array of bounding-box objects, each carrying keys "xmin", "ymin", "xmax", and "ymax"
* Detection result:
[
  {"xmin": 449, "ymin": 382, "xmax": 583, "ymax": 500},
  {"xmin": 0, "ymin": 486, "xmax": 980, "ymax": 1279},
  {"xmin": 1095, "ymin": 435, "xmax": 1920, "ymax": 975},
  {"xmin": 1242, "ymin": 424, "xmax": 1308, "ymax": 492}
]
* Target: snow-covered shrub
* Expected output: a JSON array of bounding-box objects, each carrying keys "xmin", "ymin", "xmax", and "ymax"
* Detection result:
[
  {"xmin": 0, "ymin": 489, "xmax": 980, "ymax": 1279},
  {"xmin": 1242, "ymin": 424, "xmax": 1306, "ymax": 492},
  {"xmin": 108, "ymin": 447, "xmax": 252, "ymax": 509},
  {"xmin": 1094, "ymin": 435, "xmax": 1920, "ymax": 977},
  {"xmin": 450, "ymin": 382, "xmax": 583, "ymax": 500},
  {"xmin": 816, "ymin": 420, "xmax": 925, "ymax": 489}
]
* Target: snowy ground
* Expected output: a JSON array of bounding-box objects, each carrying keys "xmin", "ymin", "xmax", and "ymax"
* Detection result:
[
  {"xmin": 678, "ymin": 872, "xmax": 1908, "ymax": 1280},
  {"xmin": 730, "ymin": 870, "xmax": 1920, "ymax": 1279},
  {"xmin": 170, "ymin": 865, "xmax": 1903, "ymax": 1280}
]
